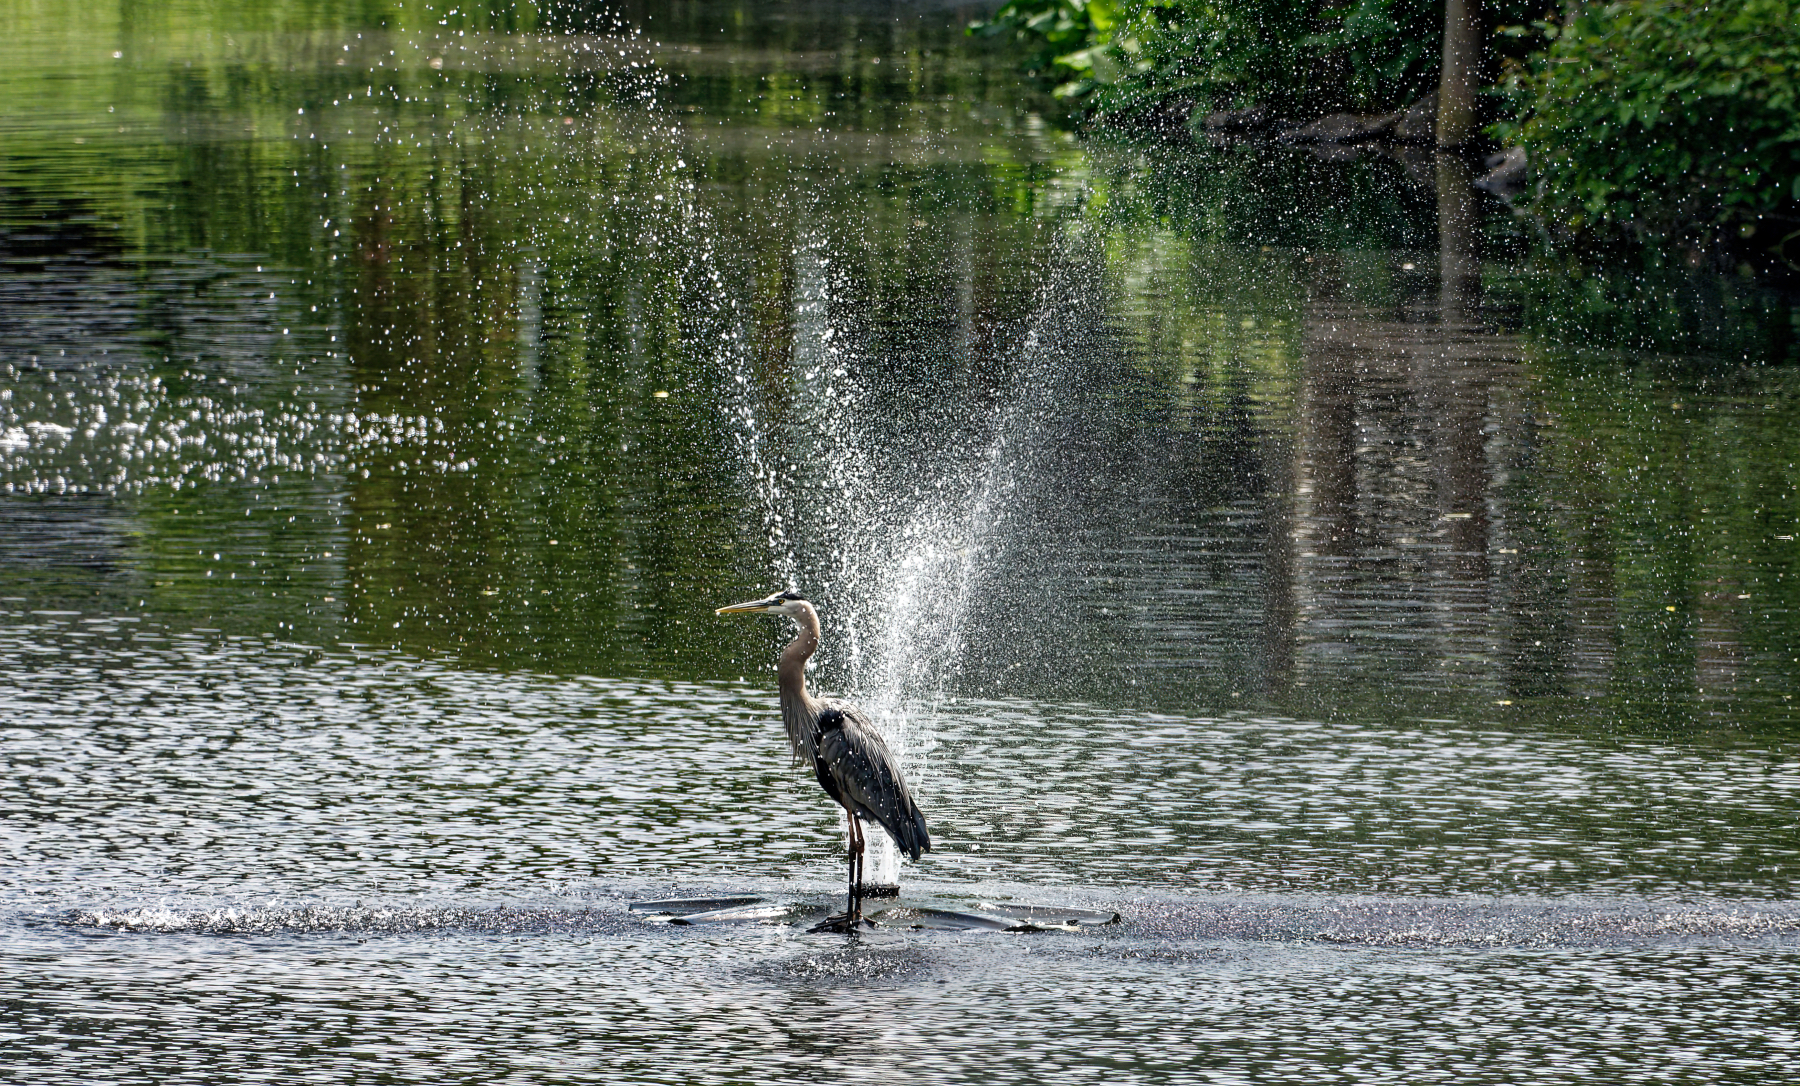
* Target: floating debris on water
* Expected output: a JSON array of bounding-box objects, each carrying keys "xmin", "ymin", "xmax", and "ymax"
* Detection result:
[
  {"xmin": 627, "ymin": 896, "xmax": 765, "ymax": 916},
  {"xmin": 871, "ymin": 907, "xmax": 1034, "ymax": 932},
  {"xmin": 670, "ymin": 903, "xmax": 812, "ymax": 926},
  {"xmin": 977, "ymin": 903, "xmax": 1122, "ymax": 927}
]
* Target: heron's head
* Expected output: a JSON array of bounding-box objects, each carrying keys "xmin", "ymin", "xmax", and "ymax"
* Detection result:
[{"xmin": 715, "ymin": 589, "xmax": 812, "ymax": 618}]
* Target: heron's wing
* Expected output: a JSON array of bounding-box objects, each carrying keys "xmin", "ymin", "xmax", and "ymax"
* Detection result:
[{"xmin": 813, "ymin": 700, "xmax": 931, "ymax": 861}]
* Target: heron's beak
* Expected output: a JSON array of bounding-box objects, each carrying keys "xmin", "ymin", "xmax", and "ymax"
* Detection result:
[{"xmin": 715, "ymin": 595, "xmax": 782, "ymax": 615}]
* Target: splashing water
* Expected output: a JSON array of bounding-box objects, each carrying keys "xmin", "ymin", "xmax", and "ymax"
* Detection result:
[{"xmin": 716, "ymin": 206, "xmax": 1107, "ymax": 886}]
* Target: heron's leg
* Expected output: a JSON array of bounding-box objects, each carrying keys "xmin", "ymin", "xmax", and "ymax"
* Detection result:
[
  {"xmin": 843, "ymin": 806, "xmax": 858, "ymax": 922},
  {"xmin": 850, "ymin": 816, "xmax": 864, "ymax": 922},
  {"xmin": 847, "ymin": 816, "xmax": 861, "ymax": 923}
]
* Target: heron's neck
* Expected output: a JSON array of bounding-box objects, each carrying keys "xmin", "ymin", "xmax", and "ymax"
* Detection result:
[{"xmin": 778, "ymin": 602, "xmax": 821, "ymax": 710}]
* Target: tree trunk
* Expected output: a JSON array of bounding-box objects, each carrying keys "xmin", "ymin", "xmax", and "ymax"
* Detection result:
[{"xmin": 1436, "ymin": 0, "xmax": 1482, "ymax": 147}]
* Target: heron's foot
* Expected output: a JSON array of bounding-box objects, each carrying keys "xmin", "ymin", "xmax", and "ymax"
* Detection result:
[{"xmin": 807, "ymin": 912, "xmax": 878, "ymax": 934}]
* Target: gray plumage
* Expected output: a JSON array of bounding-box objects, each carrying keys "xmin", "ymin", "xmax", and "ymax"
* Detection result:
[
  {"xmin": 717, "ymin": 589, "xmax": 931, "ymax": 928},
  {"xmin": 812, "ymin": 701, "xmax": 931, "ymax": 861}
]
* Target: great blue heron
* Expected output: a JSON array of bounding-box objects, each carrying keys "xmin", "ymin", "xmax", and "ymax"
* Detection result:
[{"xmin": 716, "ymin": 590, "xmax": 930, "ymax": 932}]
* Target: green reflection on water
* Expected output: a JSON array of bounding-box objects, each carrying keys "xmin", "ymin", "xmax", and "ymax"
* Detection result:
[{"xmin": 1, "ymin": 0, "xmax": 1796, "ymax": 735}]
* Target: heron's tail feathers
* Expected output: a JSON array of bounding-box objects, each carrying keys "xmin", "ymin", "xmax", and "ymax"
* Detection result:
[{"xmin": 886, "ymin": 800, "xmax": 931, "ymax": 862}]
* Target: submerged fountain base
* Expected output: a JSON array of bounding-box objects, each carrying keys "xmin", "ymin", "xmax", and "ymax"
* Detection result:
[
  {"xmin": 807, "ymin": 913, "xmax": 880, "ymax": 934},
  {"xmin": 629, "ymin": 896, "xmax": 1120, "ymax": 933},
  {"xmin": 858, "ymin": 882, "xmax": 900, "ymax": 898}
]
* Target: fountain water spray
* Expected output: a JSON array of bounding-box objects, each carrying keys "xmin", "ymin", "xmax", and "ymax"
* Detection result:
[
  {"xmin": 719, "ymin": 215, "xmax": 1104, "ymax": 895},
  {"xmin": 502, "ymin": 30, "xmax": 1102, "ymax": 900}
]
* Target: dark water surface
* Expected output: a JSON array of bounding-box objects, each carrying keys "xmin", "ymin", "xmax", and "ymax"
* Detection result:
[{"xmin": 4, "ymin": 1, "xmax": 1799, "ymax": 1083}]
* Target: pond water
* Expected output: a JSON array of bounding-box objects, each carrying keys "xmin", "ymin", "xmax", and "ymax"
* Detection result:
[{"xmin": 3, "ymin": 1, "xmax": 1799, "ymax": 1083}]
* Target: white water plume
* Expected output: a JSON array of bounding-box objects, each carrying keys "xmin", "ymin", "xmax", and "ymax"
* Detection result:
[
  {"xmin": 716, "ymin": 216, "xmax": 1103, "ymax": 885},
  {"xmin": 848, "ymin": 251, "xmax": 1102, "ymax": 736}
]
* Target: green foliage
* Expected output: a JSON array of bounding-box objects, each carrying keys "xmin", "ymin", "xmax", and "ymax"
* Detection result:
[
  {"xmin": 969, "ymin": 0, "xmax": 1120, "ymax": 81},
  {"xmin": 1107, "ymin": 0, "xmax": 1444, "ymax": 116},
  {"xmin": 975, "ymin": 0, "xmax": 1446, "ymax": 118},
  {"xmin": 1501, "ymin": 0, "xmax": 1800, "ymax": 243}
]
